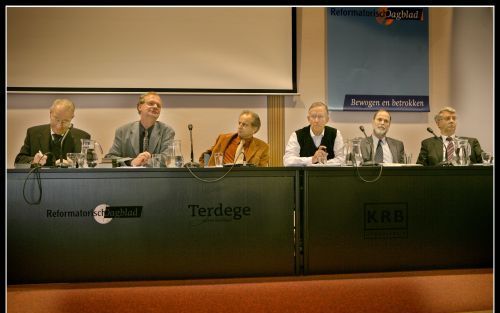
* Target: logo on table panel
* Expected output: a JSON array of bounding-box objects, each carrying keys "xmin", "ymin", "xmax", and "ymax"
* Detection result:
[
  {"xmin": 93, "ymin": 204, "xmax": 143, "ymax": 224},
  {"xmin": 364, "ymin": 203, "xmax": 408, "ymax": 239},
  {"xmin": 45, "ymin": 204, "xmax": 142, "ymax": 224},
  {"xmin": 189, "ymin": 203, "xmax": 251, "ymax": 226}
]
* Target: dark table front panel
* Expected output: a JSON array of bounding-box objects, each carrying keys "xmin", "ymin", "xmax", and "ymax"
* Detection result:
[
  {"xmin": 8, "ymin": 168, "xmax": 298, "ymax": 284},
  {"xmin": 304, "ymin": 166, "xmax": 493, "ymax": 274}
]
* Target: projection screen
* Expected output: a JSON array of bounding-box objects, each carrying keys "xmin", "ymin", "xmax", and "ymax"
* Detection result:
[{"xmin": 7, "ymin": 7, "xmax": 296, "ymax": 93}]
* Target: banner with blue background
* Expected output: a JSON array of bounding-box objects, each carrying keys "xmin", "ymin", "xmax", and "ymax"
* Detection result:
[{"xmin": 327, "ymin": 7, "xmax": 429, "ymax": 112}]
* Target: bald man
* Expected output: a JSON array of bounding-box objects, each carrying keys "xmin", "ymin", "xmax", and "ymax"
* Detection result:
[{"xmin": 15, "ymin": 98, "xmax": 91, "ymax": 167}]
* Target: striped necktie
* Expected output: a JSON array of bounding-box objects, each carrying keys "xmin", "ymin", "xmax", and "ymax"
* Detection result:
[{"xmin": 446, "ymin": 137, "xmax": 454, "ymax": 162}]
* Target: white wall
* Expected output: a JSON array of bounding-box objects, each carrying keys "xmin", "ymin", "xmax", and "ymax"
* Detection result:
[
  {"xmin": 450, "ymin": 7, "xmax": 494, "ymax": 153},
  {"xmin": 284, "ymin": 7, "xmax": 493, "ymax": 161},
  {"xmin": 6, "ymin": 7, "xmax": 494, "ymax": 167}
]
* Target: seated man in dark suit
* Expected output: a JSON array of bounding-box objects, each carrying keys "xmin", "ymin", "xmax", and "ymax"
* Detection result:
[
  {"xmin": 360, "ymin": 109, "xmax": 405, "ymax": 164},
  {"xmin": 15, "ymin": 98, "xmax": 91, "ymax": 167},
  {"xmin": 417, "ymin": 106, "xmax": 483, "ymax": 166},
  {"xmin": 199, "ymin": 110, "xmax": 269, "ymax": 167}
]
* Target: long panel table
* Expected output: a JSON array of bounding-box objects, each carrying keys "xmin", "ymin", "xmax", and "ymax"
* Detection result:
[
  {"xmin": 303, "ymin": 166, "xmax": 493, "ymax": 274},
  {"xmin": 7, "ymin": 168, "xmax": 299, "ymax": 284},
  {"xmin": 7, "ymin": 166, "xmax": 493, "ymax": 284}
]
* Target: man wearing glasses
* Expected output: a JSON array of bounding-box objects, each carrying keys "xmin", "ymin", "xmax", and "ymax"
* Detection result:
[
  {"xmin": 14, "ymin": 98, "xmax": 91, "ymax": 167},
  {"xmin": 105, "ymin": 91, "xmax": 175, "ymax": 167},
  {"xmin": 283, "ymin": 101, "xmax": 345, "ymax": 166}
]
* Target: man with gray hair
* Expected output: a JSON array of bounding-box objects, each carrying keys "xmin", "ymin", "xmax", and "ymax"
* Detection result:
[
  {"xmin": 15, "ymin": 98, "xmax": 91, "ymax": 167},
  {"xmin": 199, "ymin": 110, "xmax": 269, "ymax": 167},
  {"xmin": 106, "ymin": 91, "xmax": 175, "ymax": 167},
  {"xmin": 417, "ymin": 106, "xmax": 483, "ymax": 166},
  {"xmin": 283, "ymin": 101, "xmax": 345, "ymax": 166}
]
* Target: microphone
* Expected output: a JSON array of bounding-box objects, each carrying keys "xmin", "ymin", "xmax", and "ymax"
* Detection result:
[
  {"xmin": 359, "ymin": 125, "xmax": 376, "ymax": 166},
  {"xmin": 184, "ymin": 124, "xmax": 200, "ymax": 168},
  {"xmin": 426, "ymin": 127, "xmax": 450, "ymax": 166},
  {"xmin": 57, "ymin": 123, "xmax": 73, "ymax": 168},
  {"xmin": 426, "ymin": 127, "xmax": 438, "ymax": 138}
]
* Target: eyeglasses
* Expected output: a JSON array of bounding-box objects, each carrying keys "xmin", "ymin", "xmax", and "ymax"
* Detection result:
[
  {"xmin": 144, "ymin": 101, "xmax": 162, "ymax": 108},
  {"xmin": 50, "ymin": 115, "xmax": 72, "ymax": 126},
  {"xmin": 309, "ymin": 114, "xmax": 326, "ymax": 121}
]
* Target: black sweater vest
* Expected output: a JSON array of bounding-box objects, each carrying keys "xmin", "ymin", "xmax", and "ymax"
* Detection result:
[{"xmin": 295, "ymin": 125, "xmax": 337, "ymax": 160}]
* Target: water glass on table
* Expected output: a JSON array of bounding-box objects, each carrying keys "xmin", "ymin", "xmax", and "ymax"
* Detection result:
[
  {"xmin": 481, "ymin": 151, "xmax": 493, "ymax": 165},
  {"xmin": 403, "ymin": 153, "xmax": 413, "ymax": 164},
  {"xmin": 214, "ymin": 152, "xmax": 224, "ymax": 167}
]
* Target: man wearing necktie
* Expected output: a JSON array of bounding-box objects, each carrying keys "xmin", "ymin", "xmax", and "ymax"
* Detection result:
[
  {"xmin": 199, "ymin": 110, "xmax": 270, "ymax": 167},
  {"xmin": 417, "ymin": 106, "xmax": 483, "ymax": 166},
  {"xmin": 106, "ymin": 91, "xmax": 175, "ymax": 167},
  {"xmin": 360, "ymin": 110, "xmax": 405, "ymax": 164},
  {"xmin": 14, "ymin": 99, "xmax": 91, "ymax": 167}
]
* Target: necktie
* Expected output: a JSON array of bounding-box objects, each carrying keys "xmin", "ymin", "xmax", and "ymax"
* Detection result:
[
  {"xmin": 374, "ymin": 140, "xmax": 383, "ymax": 163},
  {"xmin": 52, "ymin": 134, "xmax": 63, "ymax": 143},
  {"xmin": 143, "ymin": 130, "xmax": 149, "ymax": 152},
  {"xmin": 52, "ymin": 134, "xmax": 64, "ymax": 164},
  {"xmin": 235, "ymin": 139, "xmax": 245, "ymax": 164},
  {"xmin": 446, "ymin": 137, "xmax": 454, "ymax": 162}
]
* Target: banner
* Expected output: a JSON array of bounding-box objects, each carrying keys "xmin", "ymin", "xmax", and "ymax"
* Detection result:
[{"xmin": 327, "ymin": 7, "xmax": 429, "ymax": 112}]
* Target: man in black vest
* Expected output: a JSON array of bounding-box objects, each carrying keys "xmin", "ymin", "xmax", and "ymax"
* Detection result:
[{"xmin": 283, "ymin": 101, "xmax": 345, "ymax": 166}]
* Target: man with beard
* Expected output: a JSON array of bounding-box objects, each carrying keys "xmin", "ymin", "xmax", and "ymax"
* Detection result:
[
  {"xmin": 360, "ymin": 109, "xmax": 405, "ymax": 164},
  {"xmin": 416, "ymin": 106, "xmax": 483, "ymax": 166},
  {"xmin": 105, "ymin": 91, "xmax": 175, "ymax": 167}
]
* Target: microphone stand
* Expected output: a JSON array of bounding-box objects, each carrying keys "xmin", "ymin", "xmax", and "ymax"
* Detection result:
[
  {"xmin": 359, "ymin": 126, "xmax": 377, "ymax": 166},
  {"xmin": 184, "ymin": 124, "xmax": 200, "ymax": 168}
]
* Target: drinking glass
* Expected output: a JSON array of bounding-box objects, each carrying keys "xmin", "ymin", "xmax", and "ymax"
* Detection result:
[
  {"xmin": 214, "ymin": 152, "xmax": 224, "ymax": 167},
  {"xmin": 481, "ymin": 151, "xmax": 493, "ymax": 165},
  {"xmin": 66, "ymin": 153, "xmax": 79, "ymax": 168},
  {"xmin": 404, "ymin": 153, "xmax": 413, "ymax": 164},
  {"xmin": 343, "ymin": 141, "xmax": 352, "ymax": 166},
  {"xmin": 165, "ymin": 147, "xmax": 174, "ymax": 168},
  {"xmin": 75, "ymin": 153, "xmax": 86, "ymax": 168},
  {"xmin": 150, "ymin": 154, "xmax": 163, "ymax": 168}
]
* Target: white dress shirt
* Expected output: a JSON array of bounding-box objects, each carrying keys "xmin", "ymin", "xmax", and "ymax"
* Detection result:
[{"xmin": 283, "ymin": 127, "xmax": 345, "ymax": 166}]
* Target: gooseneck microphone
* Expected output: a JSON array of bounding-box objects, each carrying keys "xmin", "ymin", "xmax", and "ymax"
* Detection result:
[
  {"xmin": 426, "ymin": 127, "xmax": 450, "ymax": 166},
  {"xmin": 426, "ymin": 127, "xmax": 438, "ymax": 138},
  {"xmin": 359, "ymin": 125, "xmax": 376, "ymax": 166},
  {"xmin": 184, "ymin": 124, "xmax": 200, "ymax": 168},
  {"xmin": 58, "ymin": 123, "xmax": 73, "ymax": 168},
  {"xmin": 188, "ymin": 124, "xmax": 194, "ymax": 163}
]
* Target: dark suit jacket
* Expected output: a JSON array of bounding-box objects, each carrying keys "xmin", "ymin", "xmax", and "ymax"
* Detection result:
[
  {"xmin": 360, "ymin": 136, "xmax": 405, "ymax": 163},
  {"xmin": 199, "ymin": 133, "xmax": 270, "ymax": 167},
  {"xmin": 416, "ymin": 136, "xmax": 483, "ymax": 166},
  {"xmin": 15, "ymin": 124, "xmax": 91, "ymax": 166}
]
